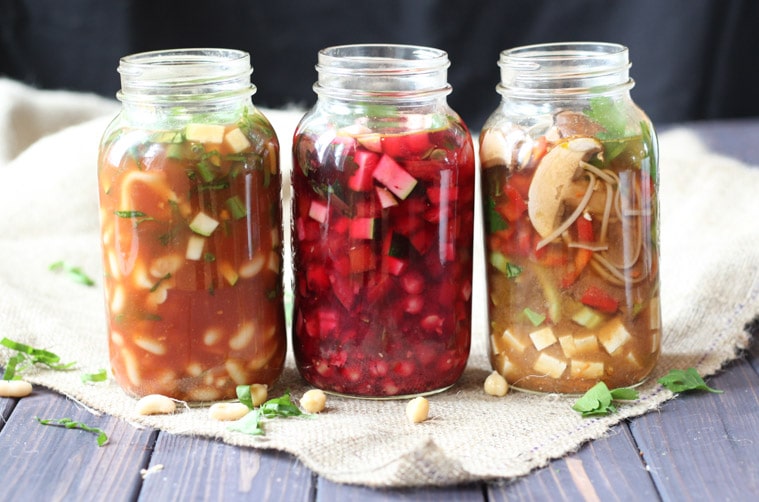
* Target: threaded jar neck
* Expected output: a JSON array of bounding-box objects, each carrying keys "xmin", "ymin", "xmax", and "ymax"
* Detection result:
[
  {"xmin": 314, "ymin": 44, "xmax": 452, "ymax": 102},
  {"xmin": 117, "ymin": 48, "xmax": 255, "ymax": 105},
  {"xmin": 497, "ymin": 42, "xmax": 633, "ymax": 98}
]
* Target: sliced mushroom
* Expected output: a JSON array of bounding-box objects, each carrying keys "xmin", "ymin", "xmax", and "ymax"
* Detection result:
[
  {"xmin": 554, "ymin": 111, "xmax": 605, "ymax": 138},
  {"xmin": 527, "ymin": 137, "xmax": 603, "ymax": 238},
  {"xmin": 479, "ymin": 126, "xmax": 533, "ymax": 170}
]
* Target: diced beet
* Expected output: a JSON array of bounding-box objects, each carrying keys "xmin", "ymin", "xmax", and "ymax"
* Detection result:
[
  {"xmin": 382, "ymin": 255, "xmax": 407, "ymax": 276},
  {"xmin": 308, "ymin": 199, "xmax": 329, "ymax": 223},
  {"xmin": 348, "ymin": 244, "xmax": 376, "ymax": 274},
  {"xmin": 349, "ymin": 217, "xmax": 376, "ymax": 240},
  {"xmin": 296, "ymin": 217, "xmax": 322, "ymax": 241},
  {"xmin": 365, "ymin": 272, "xmax": 394, "ymax": 304},
  {"xmin": 427, "ymin": 185, "xmax": 459, "ymax": 204},
  {"xmin": 372, "ymin": 155, "xmax": 418, "ymax": 200},
  {"xmin": 347, "ymin": 150, "xmax": 380, "ymax": 192},
  {"xmin": 402, "ymin": 159, "xmax": 441, "ymax": 181},
  {"xmin": 409, "ymin": 226, "xmax": 434, "ymax": 255},
  {"xmin": 306, "ymin": 265, "xmax": 331, "ymax": 292},
  {"xmin": 329, "ymin": 273, "xmax": 358, "ymax": 310}
]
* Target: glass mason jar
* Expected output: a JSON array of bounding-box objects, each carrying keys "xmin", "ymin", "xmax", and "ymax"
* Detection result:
[
  {"xmin": 480, "ymin": 42, "xmax": 661, "ymax": 393},
  {"xmin": 97, "ymin": 49, "xmax": 286, "ymax": 402},
  {"xmin": 291, "ymin": 44, "xmax": 476, "ymax": 398}
]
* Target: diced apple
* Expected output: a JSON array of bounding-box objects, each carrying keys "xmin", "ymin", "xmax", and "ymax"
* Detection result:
[
  {"xmin": 375, "ymin": 186, "xmax": 399, "ymax": 208},
  {"xmin": 224, "ymin": 127, "xmax": 251, "ymax": 153},
  {"xmin": 189, "ymin": 211, "xmax": 219, "ymax": 236},
  {"xmin": 598, "ymin": 316, "xmax": 632, "ymax": 355},
  {"xmin": 308, "ymin": 200, "xmax": 329, "ymax": 224},
  {"xmin": 533, "ymin": 353, "xmax": 567, "ymax": 379},
  {"xmin": 186, "ymin": 235, "xmax": 205, "ymax": 260},
  {"xmin": 186, "ymin": 123, "xmax": 225, "ymax": 143},
  {"xmin": 372, "ymin": 155, "xmax": 418, "ymax": 200},
  {"xmin": 570, "ymin": 360, "xmax": 604, "ymax": 379},
  {"xmin": 529, "ymin": 326, "xmax": 557, "ymax": 351}
]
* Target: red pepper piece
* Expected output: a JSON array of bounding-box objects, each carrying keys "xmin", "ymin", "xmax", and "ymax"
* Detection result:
[{"xmin": 580, "ymin": 285, "xmax": 619, "ymax": 313}]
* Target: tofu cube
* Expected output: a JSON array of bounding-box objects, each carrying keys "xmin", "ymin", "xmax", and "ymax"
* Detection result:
[
  {"xmin": 492, "ymin": 329, "xmax": 526, "ymax": 354},
  {"xmin": 533, "ymin": 353, "xmax": 567, "ymax": 379},
  {"xmin": 598, "ymin": 317, "xmax": 631, "ymax": 355},
  {"xmin": 529, "ymin": 326, "xmax": 557, "ymax": 351},
  {"xmin": 224, "ymin": 127, "xmax": 251, "ymax": 153},
  {"xmin": 186, "ymin": 123, "xmax": 225, "ymax": 144},
  {"xmin": 494, "ymin": 354, "xmax": 518, "ymax": 379},
  {"xmin": 573, "ymin": 334, "xmax": 600, "ymax": 355},
  {"xmin": 559, "ymin": 335, "xmax": 577, "ymax": 358},
  {"xmin": 570, "ymin": 360, "xmax": 604, "ymax": 379}
]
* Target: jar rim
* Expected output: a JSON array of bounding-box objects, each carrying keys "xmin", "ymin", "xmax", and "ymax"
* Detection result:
[
  {"xmin": 117, "ymin": 48, "xmax": 255, "ymax": 104},
  {"xmin": 317, "ymin": 44, "xmax": 450, "ymax": 74}
]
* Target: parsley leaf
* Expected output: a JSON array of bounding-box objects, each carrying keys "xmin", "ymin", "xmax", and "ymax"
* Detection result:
[
  {"xmin": 49, "ymin": 261, "xmax": 95, "ymax": 287},
  {"xmin": 35, "ymin": 417, "xmax": 109, "ymax": 446},
  {"xmin": 485, "ymin": 198, "xmax": 509, "ymax": 233},
  {"xmin": 236, "ymin": 384, "xmax": 255, "ymax": 409},
  {"xmin": 227, "ymin": 391, "xmax": 304, "ymax": 437},
  {"xmin": 260, "ymin": 392, "xmax": 303, "ymax": 418},
  {"xmin": 81, "ymin": 369, "xmax": 108, "ymax": 384},
  {"xmin": 1, "ymin": 337, "xmax": 76, "ymax": 378},
  {"xmin": 658, "ymin": 368, "xmax": 722, "ymax": 394},
  {"xmin": 572, "ymin": 381, "xmax": 639, "ymax": 417}
]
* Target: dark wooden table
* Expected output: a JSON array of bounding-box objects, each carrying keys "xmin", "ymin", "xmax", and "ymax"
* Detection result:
[{"xmin": 2, "ymin": 119, "xmax": 758, "ymax": 500}]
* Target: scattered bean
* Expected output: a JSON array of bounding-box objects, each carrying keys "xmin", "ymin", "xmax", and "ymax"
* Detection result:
[
  {"xmin": 208, "ymin": 402, "xmax": 250, "ymax": 421},
  {"xmin": 405, "ymin": 396, "xmax": 429, "ymax": 424},
  {"xmin": 0, "ymin": 380, "xmax": 33, "ymax": 398},
  {"xmin": 249, "ymin": 383, "xmax": 269, "ymax": 407},
  {"xmin": 484, "ymin": 371, "xmax": 509, "ymax": 397},
  {"xmin": 135, "ymin": 394, "xmax": 176, "ymax": 415},
  {"xmin": 300, "ymin": 389, "xmax": 327, "ymax": 413}
]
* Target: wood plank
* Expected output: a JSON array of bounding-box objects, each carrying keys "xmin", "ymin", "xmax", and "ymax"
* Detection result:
[
  {"xmin": 138, "ymin": 433, "xmax": 314, "ymax": 501},
  {"xmin": 487, "ymin": 423, "xmax": 658, "ymax": 501},
  {"xmin": 316, "ymin": 478, "xmax": 484, "ymax": 501},
  {"xmin": 0, "ymin": 386, "xmax": 155, "ymax": 501},
  {"xmin": 1, "ymin": 396, "xmax": 16, "ymax": 427},
  {"xmin": 629, "ymin": 356, "xmax": 759, "ymax": 500}
]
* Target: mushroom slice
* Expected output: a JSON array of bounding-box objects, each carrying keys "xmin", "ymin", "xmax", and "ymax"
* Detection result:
[
  {"xmin": 527, "ymin": 137, "xmax": 603, "ymax": 238},
  {"xmin": 554, "ymin": 110, "xmax": 606, "ymax": 138},
  {"xmin": 479, "ymin": 126, "xmax": 532, "ymax": 169}
]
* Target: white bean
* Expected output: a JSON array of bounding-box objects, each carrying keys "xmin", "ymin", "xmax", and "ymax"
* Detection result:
[
  {"xmin": 208, "ymin": 402, "xmax": 250, "ymax": 421},
  {"xmin": 300, "ymin": 389, "xmax": 327, "ymax": 413},
  {"xmin": 484, "ymin": 371, "xmax": 509, "ymax": 397},
  {"xmin": 248, "ymin": 383, "xmax": 268, "ymax": 407},
  {"xmin": 135, "ymin": 394, "xmax": 176, "ymax": 415},
  {"xmin": 0, "ymin": 380, "xmax": 33, "ymax": 398},
  {"xmin": 405, "ymin": 396, "xmax": 429, "ymax": 424}
]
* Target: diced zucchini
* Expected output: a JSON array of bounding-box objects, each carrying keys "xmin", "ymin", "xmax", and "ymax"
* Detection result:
[
  {"xmin": 186, "ymin": 123, "xmax": 225, "ymax": 143},
  {"xmin": 189, "ymin": 211, "xmax": 220, "ymax": 236},
  {"xmin": 186, "ymin": 235, "xmax": 205, "ymax": 260},
  {"xmin": 572, "ymin": 306, "xmax": 605, "ymax": 329}
]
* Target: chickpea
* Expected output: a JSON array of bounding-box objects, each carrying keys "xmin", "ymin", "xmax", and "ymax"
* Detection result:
[
  {"xmin": 0, "ymin": 380, "xmax": 33, "ymax": 398},
  {"xmin": 208, "ymin": 402, "xmax": 250, "ymax": 421},
  {"xmin": 135, "ymin": 394, "xmax": 176, "ymax": 415},
  {"xmin": 484, "ymin": 371, "xmax": 509, "ymax": 397},
  {"xmin": 405, "ymin": 396, "xmax": 429, "ymax": 424},
  {"xmin": 300, "ymin": 389, "xmax": 327, "ymax": 414}
]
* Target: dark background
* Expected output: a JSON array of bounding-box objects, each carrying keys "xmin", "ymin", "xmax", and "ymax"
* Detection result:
[{"xmin": 2, "ymin": 0, "xmax": 758, "ymax": 131}]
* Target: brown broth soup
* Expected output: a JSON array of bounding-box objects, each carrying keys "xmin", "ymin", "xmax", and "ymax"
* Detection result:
[
  {"xmin": 480, "ymin": 122, "xmax": 660, "ymax": 393},
  {"xmin": 98, "ymin": 114, "xmax": 286, "ymax": 401}
]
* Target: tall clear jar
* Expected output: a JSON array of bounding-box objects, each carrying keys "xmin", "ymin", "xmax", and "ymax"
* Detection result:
[
  {"xmin": 291, "ymin": 44, "xmax": 476, "ymax": 398},
  {"xmin": 480, "ymin": 43, "xmax": 661, "ymax": 393},
  {"xmin": 97, "ymin": 49, "xmax": 286, "ymax": 402}
]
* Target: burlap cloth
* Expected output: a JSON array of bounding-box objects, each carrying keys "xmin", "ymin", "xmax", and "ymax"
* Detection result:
[{"xmin": 1, "ymin": 78, "xmax": 757, "ymax": 487}]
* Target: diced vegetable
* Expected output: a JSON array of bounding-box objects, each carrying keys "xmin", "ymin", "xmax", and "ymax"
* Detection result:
[
  {"xmin": 186, "ymin": 123, "xmax": 225, "ymax": 143},
  {"xmin": 372, "ymin": 155, "xmax": 418, "ymax": 200},
  {"xmin": 189, "ymin": 211, "xmax": 220, "ymax": 236}
]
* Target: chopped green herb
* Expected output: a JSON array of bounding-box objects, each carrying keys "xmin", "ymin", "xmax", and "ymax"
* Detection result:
[
  {"xmin": 523, "ymin": 307, "xmax": 546, "ymax": 327},
  {"xmin": 485, "ymin": 199, "xmax": 508, "ymax": 233},
  {"xmin": 203, "ymin": 253, "xmax": 216, "ymax": 262},
  {"xmin": 149, "ymin": 273, "xmax": 172, "ymax": 293},
  {"xmin": 572, "ymin": 381, "xmax": 639, "ymax": 417},
  {"xmin": 1, "ymin": 337, "xmax": 76, "ymax": 376},
  {"xmin": 226, "ymin": 195, "xmax": 248, "ymax": 220},
  {"xmin": 81, "ymin": 369, "xmax": 108, "ymax": 384},
  {"xmin": 113, "ymin": 210, "xmax": 154, "ymax": 222},
  {"xmin": 35, "ymin": 417, "xmax": 108, "ymax": 446},
  {"xmin": 49, "ymin": 261, "xmax": 96, "ymax": 287},
  {"xmin": 228, "ymin": 391, "xmax": 305, "ymax": 437},
  {"xmin": 658, "ymin": 368, "xmax": 722, "ymax": 394},
  {"xmin": 489, "ymin": 252, "xmax": 522, "ymax": 278},
  {"xmin": 198, "ymin": 180, "xmax": 230, "ymax": 191}
]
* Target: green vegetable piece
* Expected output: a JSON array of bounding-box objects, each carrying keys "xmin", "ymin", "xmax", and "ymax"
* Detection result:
[
  {"xmin": 226, "ymin": 195, "xmax": 248, "ymax": 220},
  {"xmin": 657, "ymin": 368, "xmax": 723, "ymax": 394},
  {"xmin": 228, "ymin": 391, "xmax": 304, "ymax": 437},
  {"xmin": 523, "ymin": 307, "xmax": 546, "ymax": 327},
  {"xmin": 587, "ymin": 96, "xmax": 628, "ymax": 139},
  {"xmin": 228, "ymin": 408, "xmax": 264, "ymax": 436},
  {"xmin": 149, "ymin": 273, "xmax": 172, "ymax": 293},
  {"xmin": 259, "ymin": 392, "xmax": 303, "ymax": 418},
  {"xmin": 572, "ymin": 381, "xmax": 639, "ymax": 417},
  {"xmin": 49, "ymin": 261, "xmax": 96, "ymax": 287},
  {"xmin": 2, "ymin": 353, "xmax": 26, "ymax": 380},
  {"xmin": 35, "ymin": 417, "xmax": 108, "ymax": 446},
  {"xmin": 236, "ymin": 384, "xmax": 255, "ymax": 409},
  {"xmin": 489, "ymin": 252, "xmax": 522, "ymax": 278},
  {"xmin": 485, "ymin": 198, "xmax": 508, "ymax": 233},
  {"xmin": 81, "ymin": 369, "xmax": 108, "ymax": 384},
  {"xmin": 0, "ymin": 337, "xmax": 76, "ymax": 373}
]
